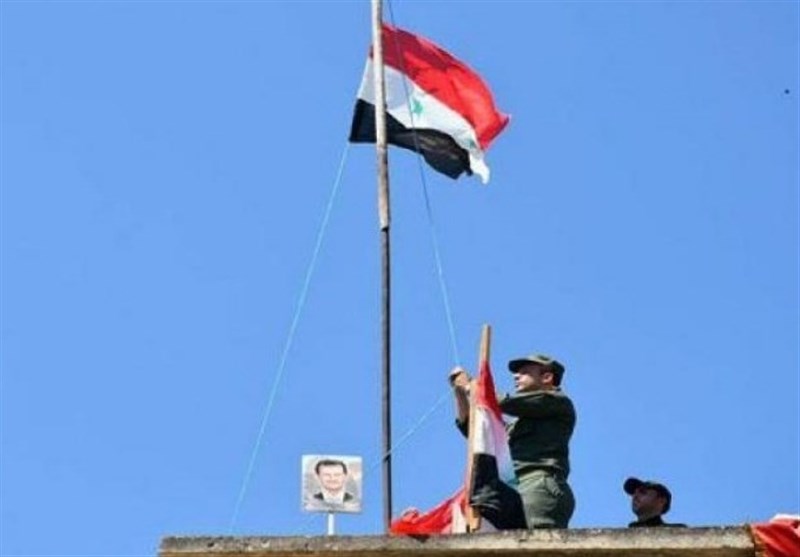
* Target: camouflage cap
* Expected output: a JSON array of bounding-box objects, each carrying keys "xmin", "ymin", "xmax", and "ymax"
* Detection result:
[
  {"xmin": 624, "ymin": 477, "xmax": 672, "ymax": 514},
  {"xmin": 507, "ymin": 354, "xmax": 565, "ymax": 379}
]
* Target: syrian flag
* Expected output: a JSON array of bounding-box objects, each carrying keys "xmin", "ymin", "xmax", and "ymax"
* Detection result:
[
  {"xmin": 390, "ymin": 490, "xmax": 467, "ymax": 535},
  {"xmin": 349, "ymin": 24, "xmax": 509, "ymax": 183},
  {"xmin": 467, "ymin": 358, "xmax": 526, "ymax": 530},
  {"xmin": 390, "ymin": 358, "xmax": 525, "ymax": 535},
  {"xmin": 750, "ymin": 515, "xmax": 800, "ymax": 557}
]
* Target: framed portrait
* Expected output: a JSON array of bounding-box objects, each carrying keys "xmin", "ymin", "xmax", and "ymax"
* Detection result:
[{"xmin": 301, "ymin": 455, "xmax": 363, "ymax": 514}]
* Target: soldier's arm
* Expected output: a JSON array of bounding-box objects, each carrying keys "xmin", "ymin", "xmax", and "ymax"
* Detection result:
[{"xmin": 500, "ymin": 391, "xmax": 574, "ymax": 420}]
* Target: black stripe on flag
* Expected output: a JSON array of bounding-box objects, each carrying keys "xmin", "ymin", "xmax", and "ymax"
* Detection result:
[
  {"xmin": 469, "ymin": 453, "xmax": 527, "ymax": 530},
  {"xmin": 349, "ymin": 99, "xmax": 472, "ymax": 179}
]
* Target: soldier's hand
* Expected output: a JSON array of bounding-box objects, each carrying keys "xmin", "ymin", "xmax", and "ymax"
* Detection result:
[{"xmin": 448, "ymin": 366, "xmax": 471, "ymax": 391}]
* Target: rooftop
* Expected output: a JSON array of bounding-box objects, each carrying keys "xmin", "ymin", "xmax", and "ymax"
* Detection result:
[{"xmin": 160, "ymin": 526, "xmax": 756, "ymax": 557}]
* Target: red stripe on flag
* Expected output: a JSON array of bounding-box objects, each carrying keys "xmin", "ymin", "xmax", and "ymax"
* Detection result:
[
  {"xmin": 750, "ymin": 517, "xmax": 800, "ymax": 557},
  {"xmin": 389, "ymin": 489, "xmax": 466, "ymax": 535},
  {"xmin": 373, "ymin": 24, "xmax": 509, "ymax": 151},
  {"xmin": 474, "ymin": 359, "xmax": 504, "ymax": 424}
]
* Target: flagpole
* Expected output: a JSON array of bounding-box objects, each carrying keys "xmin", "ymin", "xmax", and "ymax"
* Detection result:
[{"xmin": 370, "ymin": 0, "xmax": 393, "ymax": 533}]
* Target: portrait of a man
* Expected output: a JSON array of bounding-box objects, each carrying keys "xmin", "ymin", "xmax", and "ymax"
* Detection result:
[{"xmin": 302, "ymin": 455, "xmax": 362, "ymax": 513}]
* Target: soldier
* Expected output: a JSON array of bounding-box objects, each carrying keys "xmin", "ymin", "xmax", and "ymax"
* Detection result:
[
  {"xmin": 451, "ymin": 353, "xmax": 576, "ymax": 529},
  {"xmin": 624, "ymin": 477, "xmax": 687, "ymax": 527}
]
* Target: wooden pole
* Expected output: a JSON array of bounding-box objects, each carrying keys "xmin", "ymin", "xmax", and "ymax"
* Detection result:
[
  {"xmin": 464, "ymin": 324, "xmax": 491, "ymax": 532},
  {"xmin": 370, "ymin": 0, "xmax": 393, "ymax": 533}
]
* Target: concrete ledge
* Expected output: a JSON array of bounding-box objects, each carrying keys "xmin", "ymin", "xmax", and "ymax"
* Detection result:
[{"xmin": 160, "ymin": 526, "xmax": 755, "ymax": 557}]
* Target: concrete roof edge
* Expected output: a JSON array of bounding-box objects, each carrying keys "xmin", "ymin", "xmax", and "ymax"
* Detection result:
[{"xmin": 160, "ymin": 526, "xmax": 755, "ymax": 557}]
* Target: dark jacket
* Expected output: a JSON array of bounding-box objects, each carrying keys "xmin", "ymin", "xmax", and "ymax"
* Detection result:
[
  {"xmin": 629, "ymin": 515, "xmax": 687, "ymax": 528},
  {"xmin": 313, "ymin": 491, "xmax": 354, "ymax": 502},
  {"xmin": 499, "ymin": 389, "xmax": 576, "ymax": 478},
  {"xmin": 457, "ymin": 388, "xmax": 576, "ymax": 478}
]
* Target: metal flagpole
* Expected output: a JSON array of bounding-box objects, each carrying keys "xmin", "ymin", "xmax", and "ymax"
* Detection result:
[{"xmin": 370, "ymin": 0, "xmax": 393, "ymax": 533}]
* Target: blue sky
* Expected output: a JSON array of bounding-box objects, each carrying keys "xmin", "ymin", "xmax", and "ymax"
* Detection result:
[{"xmin": 1, "ymin": 1, "xmax": 798, "ymax": 555}]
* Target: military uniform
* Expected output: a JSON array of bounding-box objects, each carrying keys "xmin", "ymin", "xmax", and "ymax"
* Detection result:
[
  {"xmin": 500, "ymin": 388, "xmax": 576, "ymax": 528},
  {"xmin": 456, "ymin": 354, "xmax": 577, "ymax": 530}
]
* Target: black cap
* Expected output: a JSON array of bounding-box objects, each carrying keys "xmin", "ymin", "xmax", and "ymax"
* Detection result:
[
  {"xmin": 508, "ymin": 354, "xmax": 565, "ymax": 380},
  {"xmin": 623, "ymin": 477, "xmax": 672, "ymax": 514}
]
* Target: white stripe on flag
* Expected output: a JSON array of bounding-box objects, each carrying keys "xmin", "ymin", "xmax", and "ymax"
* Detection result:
[
  {"xmin": 473, "ymin": 406, "xmax": 517, "ymax": 485},
  {"xmin": 356, "ymin": 60, "xmax": 491, "ymax": 182}
]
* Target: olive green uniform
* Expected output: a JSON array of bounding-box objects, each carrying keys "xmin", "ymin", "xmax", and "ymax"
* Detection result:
[
  {"xmin": 459, "ymin": 388, "xmax": 576, "ymax": 529},
  {"xmin": 500, "ymin": 388, "xmax": 576, "ymax": 528}
]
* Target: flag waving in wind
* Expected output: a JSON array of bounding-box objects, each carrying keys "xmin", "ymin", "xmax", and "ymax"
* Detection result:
[{"xmin": 349, "ymin": 24, "xmax": 509, "ymax": 183}]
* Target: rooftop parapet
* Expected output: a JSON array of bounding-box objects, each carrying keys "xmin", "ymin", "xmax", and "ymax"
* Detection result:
[{"xmin": 160, "ymin": 526, "xmax": 755, "ymax": 557}]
